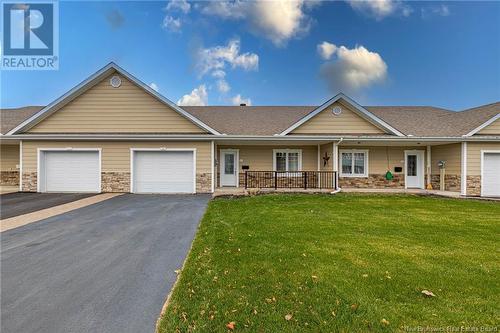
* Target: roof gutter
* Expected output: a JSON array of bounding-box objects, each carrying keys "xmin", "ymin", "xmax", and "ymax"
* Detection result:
[{"xmin": 0, "ymin": 134, "xmax": 499, "ymax": 142}]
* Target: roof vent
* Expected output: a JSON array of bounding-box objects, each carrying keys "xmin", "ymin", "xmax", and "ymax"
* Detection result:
[
  {"xmin": 240, "ymin": 103, "xmax": 246, "ymax": 106},
  {"xmin": 110, "ymin": 75, "xmax": 122, "ymax": 88}
]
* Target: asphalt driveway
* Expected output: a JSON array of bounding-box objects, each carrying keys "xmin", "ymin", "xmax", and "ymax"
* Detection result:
[
  {"xmin": 1, "ymin": 194, "xmax": 210, "ymax": 333},
  {"xmin": 0, "ymin": 192, "xmax": 97, "ymax": 219}
]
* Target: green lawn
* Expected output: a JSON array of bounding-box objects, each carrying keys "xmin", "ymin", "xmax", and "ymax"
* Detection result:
[{"xmin": 158, "ymin": 194, "xmax": 499, "ymax": 332}]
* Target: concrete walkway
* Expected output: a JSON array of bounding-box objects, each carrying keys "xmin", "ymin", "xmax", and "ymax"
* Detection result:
[
  {"xmin": 213, "ymin": 187, "xmax": 500, "ymax": 201},
  {"xmin": 1, "ymin": 193, "xmax": 122, "ymax": 232}
]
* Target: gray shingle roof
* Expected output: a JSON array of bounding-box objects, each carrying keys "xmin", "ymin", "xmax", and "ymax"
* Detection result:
[
  {"xmin": 2, "ymin": 102, "xmax": 499, "ymax": 137},
  {"xmin": 0, "ymin": 106, "xmax": 44, "ymax": 134}
]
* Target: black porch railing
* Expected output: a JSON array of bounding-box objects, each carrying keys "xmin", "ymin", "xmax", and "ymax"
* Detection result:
[{"xmin": 244, "ymin": 171, "xmax": 337, "ymax": 190}]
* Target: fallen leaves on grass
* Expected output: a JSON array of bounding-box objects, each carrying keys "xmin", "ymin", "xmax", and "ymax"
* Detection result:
[
  {"xmin": 421, "ymin": 290, "xmax": 436, "ymax": 297},
  {"xmin": 350, "ymin": 304, "xmax": 359, "ymax": 312},
  {"xmin": 285, "ymin": 314, "xmax": 293, "ymax": 321},
  {"xmin": 381, "ymin": 318, "xmax": 390, "ymax": 326},
  {"xmin": 226, "ymin": 321, "xmax": 236, "ymax": 330}
]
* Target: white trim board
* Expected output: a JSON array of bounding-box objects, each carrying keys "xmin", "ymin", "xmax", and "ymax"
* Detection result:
[
  {"xmin": 461, "ymin": 142, "xmax": 467, "ymax": 196},
  {"xmin": 465, "ymin": 113, "xmax": 500, "ymax": 137},
  {"xmin": 7, "ymin": 62, "xmax": 220, "ymax": 135},
  {"xmin": 279, "ymin": 93, "xmax": 405, "ymax": 136},
  {"xmin": 130, "ymin": 148, "xmax": 197, "ymax": 194},
  {"xmin": 37, "ymin": 148, "xmax": 102, "ymax": 193}
]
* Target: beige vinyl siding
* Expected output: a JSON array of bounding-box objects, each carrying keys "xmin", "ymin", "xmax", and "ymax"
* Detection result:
[
  {"xmin": 217, "ymin": 145, "xmax": 318, "ymax": 174},
  {"xmin": 431, "ymin": 143, "xmax": 461, "ymax": 175},
  {"xmin": 341, "ymin": 146, "xmax": 428, "ymax": 175},
  {"xmin": 22, "ymin": 141, "xmax": 211, "ymax": 174},
  {"xmin": 467, "ymin": 142, "xmax": 500, "ymax": 175},
  {"xmin": 27, "ymin": 72, "xmax": 207, "ymax": 133},
  {"xmin": 0, "ymin": 145, "xmax": 20, "ymax": 171},
  {"xmin": 477, "ymin": 119, "xmax": 500, "ymax": 135},
  {"xmin": 291, "ymin": 101, "xmax": 384, "ymax": 134},
  {"xmin": 319, "ymin": 143, "xmax": 333, "ymax": 171}
]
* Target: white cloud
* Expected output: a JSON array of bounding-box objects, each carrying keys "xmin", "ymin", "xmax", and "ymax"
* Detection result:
[
  {"xmin": 201, "ymin": 1, "xmax": 245, "ymax": 19},
  {"xmin": 200, "ymin": 0, "xmax": 318, "ymax": 46},
  {"xmin": 196, "ymin": 39, "xmax": 259, "ymax": 77},
  {"xmin": 149, "ymin": 82, "xmax": 159, "ymax": 92},
  {"xmin": 165, "ymin": 0, "xmax": 191, "ymax": 14},
  {"xmin": 421, "ymin": 5, "xmax": 450, "ymax": 19},
  {"xmin": 231, "ymin": 94, "xmax": 252, "ymax": 106},
  {"xmin": 162, "ymin": 16, "xmax": 181, "ymax": 32},
  {"xmin": 319, "ymin": 43, "xmax": 388, "ymax": 92},
  {"xmin": 347, "ymin": 0, "xmax": 412, "ymax": 20},
  {"xmin": 177, "ymin": 85, "xmax": 208, "ymax": 106},
  {"xmin": 216, "ymin": 79, "xmax": 231, "ymax": 93},
  {"xmin": 211, "ymin": 69, "xmax": 226, "ymax": 79},
  {"xmin": 317, "ymin": 41, "xmax": 337, "ymax": 60}
]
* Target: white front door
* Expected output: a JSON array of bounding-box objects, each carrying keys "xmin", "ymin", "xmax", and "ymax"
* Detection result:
[
  {"xmin": 405, "ymin": 150, "xmax": 425, "ymax": 189},
  {"xmin": 220, "ymin": 150, "xmax": 238, "ymax": 187}
]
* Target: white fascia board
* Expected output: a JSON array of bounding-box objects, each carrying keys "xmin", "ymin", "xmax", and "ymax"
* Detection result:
[
  {"xmin": 279, "ymin": 93, "xmax": 405, "ymax": 137},
  {"xmin": 464, "ymin": 113, "xmax": 500, "ymax": 137},
  {"xmin": 7, "ymin": 62, "xmax": 220, "ymax": 136}
]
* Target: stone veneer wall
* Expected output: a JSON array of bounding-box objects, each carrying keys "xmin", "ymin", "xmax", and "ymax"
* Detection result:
[
  {"xmin": 430, "ymin": 174, "xmax": 461, "ymax": 192},
  {"xmin": 1, "ymin": 171, "xmax": 19, "ymax": 186},
  {"xmin": 196, "ymin": 173, "xmax": 212, "ymax": 193},
  {"xmin": 22, "ymin": 172, "xmax": 37, "ymax": 192},
  {"xmin": 101, "ymin": 172, "xmax": 130, "ymax": 192},
  {"xmin": 466, "ymin": 176, "xmax": 481, "ymax": 196},
  {"xmin": 339, "ymin": 174, "xmax": 405, "ymax": 188}
]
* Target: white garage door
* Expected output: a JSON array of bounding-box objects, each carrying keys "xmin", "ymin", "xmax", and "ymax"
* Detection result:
[
  {"xmin": 133, "ymin": 151, "xmax": 195, "ymax": 193},
  {"xmin": 482, "ymin": 152, "xmax": 500, "ymax": 197},
  {"xmin": 41, "ymin": 151, "xmax": 100, "ymax": 192}
]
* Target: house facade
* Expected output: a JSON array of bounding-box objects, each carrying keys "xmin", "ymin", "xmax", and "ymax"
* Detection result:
[{"xmin": 1, "ymin": 63, "xmax": 499, "ymax": 197}]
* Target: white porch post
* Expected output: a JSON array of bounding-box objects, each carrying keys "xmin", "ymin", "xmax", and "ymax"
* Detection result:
[
  {"xmin": 333, "ymin": 142, "xmax": 339, "ymax": 189},
  {"xmin": 19, "ymin": 140, "xmax": 23, "ymax": 192},
  {"xmin": 317, "ymin": 144, "xmax": 320, "ymax": 171},
  {"xmin": 426, "ymin": 145, "xmax": 431, "ymax": 188},
  {"xmin": 461, "ymin": 142, "xmax": 467, "ymax": 196},
  {"xmin": 211, "ymin": 141, "xmax": 215, "ymax": 193}
]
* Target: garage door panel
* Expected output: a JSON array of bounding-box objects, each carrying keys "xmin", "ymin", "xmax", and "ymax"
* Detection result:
[
  {"xmin": 133, "ymin": 151, "xmax": 194, "ymax": 193},
  {"xmin": 483, "ymin": 153, "xmax": 500, "ymax": 197},
  {"xmin": 43, "ymin": 151, "xmax": 100, "ymax": 193}
]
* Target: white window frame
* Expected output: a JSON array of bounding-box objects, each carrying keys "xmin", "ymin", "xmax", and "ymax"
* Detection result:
[
  {"xmin": 339, "ymin": 149, "xmax": 369, "ymax": 178},
  {"xmin": 272, "ymin": 149, "xmax": 302, "ymax": 172}
]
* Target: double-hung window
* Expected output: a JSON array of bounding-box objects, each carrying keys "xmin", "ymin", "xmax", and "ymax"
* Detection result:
[
  {"xmin": 273, "ymin": 149, "xmax": 302, "ymax": 172},
  {"xmin": 340, "ymin": 149, "xmax": 368, "ymax": 177}
]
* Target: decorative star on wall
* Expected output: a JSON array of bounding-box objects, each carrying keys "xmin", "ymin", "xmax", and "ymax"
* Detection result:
[{"xmin": 323, "ymin": 152, "xmax": 330, "ymax": 167}]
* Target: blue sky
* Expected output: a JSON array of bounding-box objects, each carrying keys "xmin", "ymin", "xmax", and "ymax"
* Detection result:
[{"xmin": 1, "ymin": 0, "xmax": 499, "ymax": 110}]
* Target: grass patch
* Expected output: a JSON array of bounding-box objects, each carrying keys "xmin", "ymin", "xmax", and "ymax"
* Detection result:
[{"xmin": 158, "ymin": 194, "xmax": 499, "ymax": 332}]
